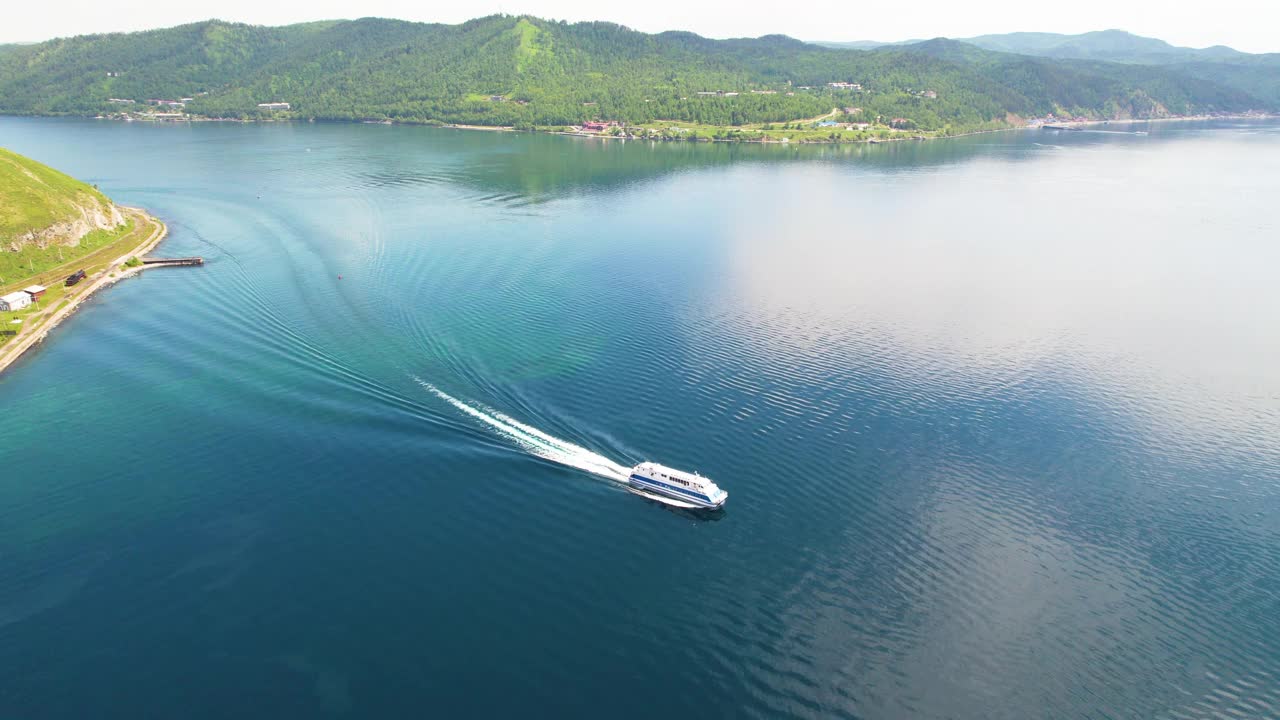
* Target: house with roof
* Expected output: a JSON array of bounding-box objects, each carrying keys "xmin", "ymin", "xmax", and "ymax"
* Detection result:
[{"xmin": 0, "ymin": 291, "xmax": 32, "ymax": 312}]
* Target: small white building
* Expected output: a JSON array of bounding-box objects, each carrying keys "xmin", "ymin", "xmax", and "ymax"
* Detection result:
[
  {"xmin": 0, "ymin": 291, "xmax": 32, "ymax": 312},
  {"xmin": 257, "ymin": 102, "xmax": 291, "ymax": 110}
]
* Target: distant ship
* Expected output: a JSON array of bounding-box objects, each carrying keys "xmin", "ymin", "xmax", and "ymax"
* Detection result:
[
  {"xmin": 627, "ymin": 462, "xmax": 728, "ymax": 509},
  {"xmin": 1042, "ymin": 124, "xmax": 1082, "ymax": 131}
]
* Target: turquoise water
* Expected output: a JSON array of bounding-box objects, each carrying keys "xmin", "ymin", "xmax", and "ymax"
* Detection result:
[{"xmin": 1, "ymin": 117, "xmax": 1279, "ymax": 718}]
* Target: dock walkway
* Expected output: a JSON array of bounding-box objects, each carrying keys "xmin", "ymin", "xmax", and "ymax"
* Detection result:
[{"xmin": 141, "ymin": 257, "xmax": 203, "ymax": 266}]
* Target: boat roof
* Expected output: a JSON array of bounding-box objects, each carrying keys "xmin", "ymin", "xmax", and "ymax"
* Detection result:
[{"xmin": 636, "ymin": 461, "xmax": 715, "ymax": 485}]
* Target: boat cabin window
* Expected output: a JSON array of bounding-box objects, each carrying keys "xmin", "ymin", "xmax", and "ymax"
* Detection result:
[{"xmin": 648, "ymin": 469, "xmax": 703, "ymax": 489}]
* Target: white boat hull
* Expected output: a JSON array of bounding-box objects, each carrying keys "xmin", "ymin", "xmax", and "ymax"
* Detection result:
[
  {"xmin": 625, "ymin": 485, "xmax": 707, "ymax": 509},
  {"xmin": 627, "ymin": 472, "xmax": 727, "ymax": 510}
]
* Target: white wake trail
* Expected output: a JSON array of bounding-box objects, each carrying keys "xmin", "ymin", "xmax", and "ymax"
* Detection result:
[{"xmin": 416, "ymin": 379, "xmax": 632, "ymax": 483}]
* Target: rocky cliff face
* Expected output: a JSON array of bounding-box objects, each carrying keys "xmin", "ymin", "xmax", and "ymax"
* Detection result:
[{"xmin": 7, "ymin": 198, "xmax": 125, "ymax": 252}]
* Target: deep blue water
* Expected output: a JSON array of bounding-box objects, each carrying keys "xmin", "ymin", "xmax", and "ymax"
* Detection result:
[{"xmin": 1, "ymin": 117, "xmax": 1279, "ymax": 718}]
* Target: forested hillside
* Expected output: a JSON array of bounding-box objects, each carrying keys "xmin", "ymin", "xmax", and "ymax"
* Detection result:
[
  {"xmin": 1175, "ymin": 57, "xmax": 1280, "ymax": 107},
  {"xmin": 0, "ymin": 16, "xmax": 1272, "ymax": 132},
  {"xmin": 953, "ymin": 30, "xmax": 1280, "ymax": 109}
]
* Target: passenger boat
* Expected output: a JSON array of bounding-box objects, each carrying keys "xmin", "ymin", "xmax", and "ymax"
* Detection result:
[{"xmin": 627, "ymin": 462, "xmax": 728, "ymax": 509}]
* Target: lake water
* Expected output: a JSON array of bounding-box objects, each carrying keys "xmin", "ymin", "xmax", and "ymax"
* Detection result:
[{"xmin": 1, "ymin": 117, "xmax": 1279, "ymax": 718}]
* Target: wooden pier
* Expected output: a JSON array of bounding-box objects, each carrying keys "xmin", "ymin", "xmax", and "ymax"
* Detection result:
[{"xmin": 141, "ymin": 257, "xmax": 204, "ymax": 266}]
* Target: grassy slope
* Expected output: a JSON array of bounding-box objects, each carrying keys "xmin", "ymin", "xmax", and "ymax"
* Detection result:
[
  {"xmin": 0, "ymin": 147, "xmax": 113, "ymax": 240},
  {"xmin": 0, "ymin": 221, "xmax": 133, "ymax": 287}
]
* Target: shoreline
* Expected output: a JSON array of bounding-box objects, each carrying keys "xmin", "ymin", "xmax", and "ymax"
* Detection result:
[
  {"xmin": 431, "ymin": 112, "xmax": 1276, "ymax": 145},
  {"xmin": 1047, "ymin": 112, "xmax": 1270, "ymax": 127},
  {"xmin": 50, "ymin": 110, "xmax": 1274, "ymax": 145},
  {"xmin": 551, "ymin": 126, "xmax": 1007, "ymax": 145},
  {"xmin": 0, "ymin": 207, "xmax": 168, "ymax": 377}
]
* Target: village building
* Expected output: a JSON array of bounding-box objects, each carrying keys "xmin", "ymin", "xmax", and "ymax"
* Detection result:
[
  {"xmin": 0, "ymin": 291, "xmax": 32, "ymax": 312},
  {"xmin": 923, "ymin": 90, "xmax": 937, "ymax": 99},
  {"xmin": 23, "ymin": 285, "xmax": 46, "ymax": 302},
  {"xmin": 257, "ymin": 102, "xmax": 291, "ymax": 110}
]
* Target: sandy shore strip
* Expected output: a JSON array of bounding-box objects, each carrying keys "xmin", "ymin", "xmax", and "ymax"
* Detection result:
[
  {"xmin": 443, "ymin": 123, "xmax": 516, "ymax": 132},
  {"xmin": 0, "ymin": 207, "xmax": 168, "ymax": 376}
]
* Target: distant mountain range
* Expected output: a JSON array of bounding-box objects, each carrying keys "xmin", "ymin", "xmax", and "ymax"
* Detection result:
[
  {"xmin": 960, "ymin": 30, "xmax": 1248, "ymax": 63},
  {"xmin": 816, "ymin": 29, "xmax": 1260, "ymax": 63},
  {"xmin": 817, "ymin": 30, "xmax": 1280, "ymax": 109},
  {"xmin": 0, "ymin": 18, "xmax": 1274, "ymax": 132}
]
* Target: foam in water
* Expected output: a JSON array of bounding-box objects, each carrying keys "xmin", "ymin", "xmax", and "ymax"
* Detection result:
[{"xmin": 415, "ymin": 379, "xmax": 632, "ymax": 483}]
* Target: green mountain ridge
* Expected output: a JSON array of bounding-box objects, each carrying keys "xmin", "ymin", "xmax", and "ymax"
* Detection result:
[
  {"xmin": 0, "ymin": 16, "xmax": 1273, "ymax": 132},
  {"xmin": 962, "ymin": 30, "xmax": 1249, "ymax": 63},
  {"xmin": 819, "ymin": 29, "xmax": 1265, "ymax": 62}
]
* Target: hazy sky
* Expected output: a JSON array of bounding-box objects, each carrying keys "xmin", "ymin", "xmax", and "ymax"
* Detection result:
[{"xmin": 5, "ymin": 0, "xmax": 1278, "ymax": 53}]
